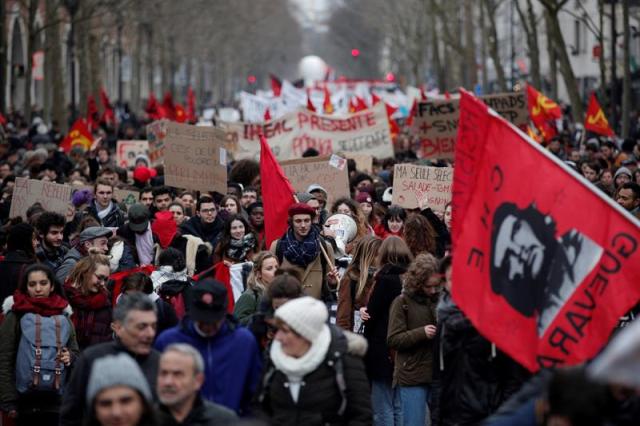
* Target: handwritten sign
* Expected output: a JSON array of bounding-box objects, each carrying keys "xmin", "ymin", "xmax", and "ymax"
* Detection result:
[
  {"xmin": 412, "ymin": 92, "xmax": 528, "ymax": 160},
  {"xmin": 281, "ymin": 156, "xmax": 350, "ymax": 206},
  {"xmin": 116, "ymin": 140, "xmax": 149, "ymax": 169},
  {"xmin": 146, "ymin": 120, "xmax": 168, "ymax": 167},
  {"xmin": 114, "ymin": 188, "xmax": 139, "ymax": 207},
  {"xmin": 220, "ymin": 103, "xmax": 394, "ymax": 161},
  {"xmin": 341, "ymin": 152, "xmax": 373, "ymax": 173},
  {"xmin": 9, "ymin": 178, "xmax": 73, "ymax": 219},
  {"xmin": 164, "ymin": 122, "xmax": 227, "ymax": 193},
  {"xmin": 392, "ymin": 164, "xmax": 453, "ymax": 212}
]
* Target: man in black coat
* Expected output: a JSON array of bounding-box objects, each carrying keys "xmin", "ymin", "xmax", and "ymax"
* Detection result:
[
  {"xmin": 156, "ymin": 343, "xmax": 237, "ymax": 425},
  {"xmin": 180, "ymin": 196, "xmax": 224, "ymax": 247},
  {"xmin": 86, "ymin": 178, "xmax": 126, "ymax": 228},
  {"xmin": 59, "ymin": 293, "xmax": 160, "ymax": 426}
]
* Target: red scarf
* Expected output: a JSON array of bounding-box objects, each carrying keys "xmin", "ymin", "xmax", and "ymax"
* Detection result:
[
  {"xmin": 12, "ymin": 291, "xmax": 69, "ymax": 316},
  {"xmin": 64, "ymin": 283, "xmax": 110, "ymax": 310}
]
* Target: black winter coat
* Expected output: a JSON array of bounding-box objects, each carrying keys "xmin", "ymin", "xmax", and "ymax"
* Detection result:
[
  {"xmin": 59, "ymin": 340, "xmax": 160, "ymax": 426},
  {"xmin": 431, "ymin": 292, "xmax": 528, "ymax": 426},
  {"xmin": 363, "ymin": 263, "xmax": 407, "ymax": 381},
  {"xmin": 157, "ymin": 396, "xmax": 237, "ymax": 425},
  {"xmin": 86, "ymin": 201, "xmax": 126, "ymax": 228},
  {"xmin": 0, "ymin": 251, "xmax": 35, "ymax": 303},
  {"xmin": 180, "ymin": 216, "xmax": 224, "ymax": 248},
  {"xmin": 261, "ymin": 326, "xmax": 372, "ymax": 426}
]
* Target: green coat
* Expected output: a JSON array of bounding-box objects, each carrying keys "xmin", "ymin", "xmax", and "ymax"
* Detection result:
[
  {"xmin": 0, "ymin": 305, "xmax": 80, "ymax": 414},
  {"xmin": 233, "ymin": 287, "xmax": 263, "ymax": 326}
]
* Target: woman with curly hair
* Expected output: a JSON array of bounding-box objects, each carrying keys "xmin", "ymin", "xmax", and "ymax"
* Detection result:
[
  {"xmin": 403, "ymin": 214, "xmax": 438, "ymax": 257},
  {"xmin": 212, "ymin": 214, "xmax": 257, "ymax": 265},
  {"xmin": 64, "ymin": 254, "xmax": 112, "ymax": 350},
  {"xmin": 387, "ymin": 253, "xmax": 441, "ymax": 426},
  {"xmin": 336, "ymin": 235, "xmax": 381, "ymax": 332}
]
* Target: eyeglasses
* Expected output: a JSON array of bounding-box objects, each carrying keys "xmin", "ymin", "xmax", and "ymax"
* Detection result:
[
  {"xmin": 200, "ymin": 208, "xmax": 216, "ymax": 214},
  {"xmin": 94, "ymin": 274, "xmax": 109, "ymax": 283}
]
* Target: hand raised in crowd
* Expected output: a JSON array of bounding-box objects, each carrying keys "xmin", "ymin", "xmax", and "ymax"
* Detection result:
[{"xmin": 424, "ymin": 324, "xmax": 437, "ymax": 339}]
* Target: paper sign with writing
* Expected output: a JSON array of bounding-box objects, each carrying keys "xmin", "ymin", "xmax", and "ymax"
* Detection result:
[
  {"xmin": 114, "ymin": 188, "xmax": 139, "ymax": 207},
  {"xmin": 146, "ymin": 120, "xmax": 168, "ymax": 167},
  {"xmin": 412, "ymin": 92, "xmax": 528, "ymax": 160},
  {"xmin": 164, "ymin": 122, "xmax": 227, "ymax": 193},
  {"xmin": 281, "ymin": 156, "xmax": 350, "ymax": 206},
  {"xmin": 341, "ymin": 152, "xmax": 373, "ymax": 173},
  {"xmin": 116, "ymin": 140, "xmax": 149, "ymax": 169},
  {"xmin": 9, "ymin": 178, "xmax": 74, "ymax": 219},
  {"xmin": 392, "ymin": 164, "xmax": 453, "ymax": 212},
  {"xmin": 220, "ymin": 103, "xmax": 394, "ymax": 161}
]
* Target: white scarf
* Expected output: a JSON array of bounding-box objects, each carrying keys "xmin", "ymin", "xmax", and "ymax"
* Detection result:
[
  {"xmin": 134, "ymin": 225, "xmax": 154, "ymax": 265},
  {"xmin": 269, "ymin": 325, "xmax": 331, "ymax": 402},
  {"xmin": 96, "ymin": 201, "xmax": 113, "ymax": 220}
]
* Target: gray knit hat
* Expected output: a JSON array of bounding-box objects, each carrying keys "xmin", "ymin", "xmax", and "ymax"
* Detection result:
[
  {"xmin": 295, "ymin": 192, "xmax": 315, "ymax": 204},
  {"xmin": 86, "ymin": 353, "xmax": 152, "ymax": 405}
]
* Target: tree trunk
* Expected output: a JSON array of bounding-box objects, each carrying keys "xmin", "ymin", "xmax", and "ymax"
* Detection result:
[
  {"xmin": 429, "ymin": 4, "xmax": 445, "ymax": 91},
  {"xmin": 480, "ymin": 1, "xmax": 488, "ymax": 92},
  {"xmin": 45, "ymin": 1, "xmax": 66, "ymax": 131},
  {"xmin": 464, "ymin": 2, "xmax": 477, "ymax": 88},
  {"xmin": 89, "ymin": 32, "xmax": 101, "ymax": 111},
  {"xmin": 516, "ymin": 0, "xmax": 541, "ymax": 89},
  {"xmin": 621, "ymin": 0, "xmax": 630, "ymax": 138},
  {"xmin": 132, "ymin": 22, "xmax": 143, "ymax": 111},
  {"xmin": 482, "ymin": 0, "xmax": 507, "ymax": 92},
  {"xmin": 544, "ymin": 8, "xmax": 558, "ymax": 99},
  {"xmin": 598, "ymin": 0, "xmax": 607, "ymax": 107},
  {"xmin": 543, "ymin": 2, "xmax": 584, "ymax": 121},
  {"xmin": 0, "ymin": 0, "xmax": 6, "ymax": 114},
  {"xmin": 24, "ymin": 0, "xmax": 38, "ymax": 123},
  {"xmin": 76, "ymin": 4, "xmax": 91, "ymax": 118}
]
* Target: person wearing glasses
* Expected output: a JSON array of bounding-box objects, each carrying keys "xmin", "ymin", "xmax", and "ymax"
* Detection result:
[
  {"xmin": 64, "ymin": 254, "xmax": 113, "ymax": 350},
  {"xmin": 180, "ymin": 196, "xmax": 225, "ymax": 247}
]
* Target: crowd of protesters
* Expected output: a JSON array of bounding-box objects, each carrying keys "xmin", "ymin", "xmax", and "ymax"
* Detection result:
[{"xmin": 0, "ymin": 105, "xmax": 637, "ymax": 426}]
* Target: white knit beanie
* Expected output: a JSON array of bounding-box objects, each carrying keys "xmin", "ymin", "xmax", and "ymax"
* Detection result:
[
  {"xmin": 86, "ymin": 353, "xmax": 152, "ymax": 405},
  {"xmin": 274, "ymin": 296, "xmax": 328, "ymax": 342}
]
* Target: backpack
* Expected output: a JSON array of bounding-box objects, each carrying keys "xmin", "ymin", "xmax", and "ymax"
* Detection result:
[{"xmin": 16, "ymin": 313, "xmax": 71, "ymax": 395}]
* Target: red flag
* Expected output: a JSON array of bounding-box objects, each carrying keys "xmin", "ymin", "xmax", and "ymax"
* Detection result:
[
  {"xmin": 270, "ymin": 74, "xmax": 282, "ymax": 97},
  {"xmin": 145, "ymin": 93, "xmax": 162, "ymax": 120},
  {"xmin": 100, "ymin": 88, "xmax": 116, "ymax": 126},
  {"xmin": 371, "ymin": 92, "xmax": 381, "ymax": 106},
  {"xmin": 306, "ymin": 89, "xmax": 317, "ymax": 113},
  {"xmin": 323, "ymin": 86, "xmax": 334, "ymax": 114},
  {"xmin": 162, "ymin": 92, "xmax": 176, "ymax": 121},
  {"xmin": 263, "ymin": 108, "xmax": 272, "ymax": 122},
  {"xmin": 527, "ymin": 85, "xmax": 560, "ymax": 141},
  {"xmin": 260, "ymin": 134, "xmax": 295, "ymax": 248},
  {"xmin": 86, "ymin": 95, "xmax": 99, "ymax": 131},
  {"xmin": 348, "ymin": 97, "xmax": 357, "ymax": 113},
  {"xmin": 355, "ymin": 96, "xmax": 368, "ymax": 112},
  {"xmin": 212, "ymin": 262, "xmax": 236, "ymax": 313},
  {"xmin": 585, "ymin": 93, "xmax": 614, "ymax": 137},
  {"xmin": 186, "ymin": 87, "xmax": 196, "ymax": 122},
  {"xmin": 452, "ymin": 89, "xmax": 640, "ymax": 372},
  {"xmin": 60, "ymin": 118, "xmax": 93, "ymax": 153},
  {"xmin": 174, "ymin": 104, "xmax": 187, "ymax": 123}
]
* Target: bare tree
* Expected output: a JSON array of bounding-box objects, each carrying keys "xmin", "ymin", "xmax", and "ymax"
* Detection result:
[
  {"xmin": 22, "ymin": 0, "xmax": 38, "ymax": 123},
  {"xmin": 44, "ymin": 0, "xmax": 66, "ymax": 130},
  {"xmin": 515, "ymin": 0, "xmax": 541, "ymax": 89},
  {"xmin": 539, "ymin": 0, "xmax": 584, "ymax": 121},
  {"xmin": 0, "ymin": 0, "xmax": 6, "ymax": 114},
  {"xmin": 482, "ymin": 0, "xmax": 508, "ymax": 92},
  {"xmin": 622, "ymin": 0, "xmax": 631, "ymax": 138}
]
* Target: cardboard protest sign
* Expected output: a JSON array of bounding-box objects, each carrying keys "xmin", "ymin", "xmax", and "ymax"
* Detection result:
[
  {"xmin": 116, "ymin": 140, "xmax": 149, "ymax": 169},
  {"xmin": 114, "ymin": 188, "xmax": 139, "ymax": 207},
  {"xmin": 220, "ymin": 103, "xmax": 394, "ymax": 161},
  {"xmin": 163, "ymin": 122, "xmax": 227, "ymax": 193},
  {"xmin": 146, "ymin": 120, "xmax": 168, "ymax": 167},
  {"xmin": 341, "ymin": 152, "xmax": 373, "ymax": 173},
  {"xmin": 412, "ymin": 92, "xmax": 528, "ymax": 160},
  {"xmin": 392, "ymin": 164, "xmax": 453, "ymax": 212},
  {"xmin": 9, "ymin": 178, "xmax": 73, "ymax": 219},
  {"xmin": 280, "ymin": 156, "xmax": 350, "ymax": 206}
]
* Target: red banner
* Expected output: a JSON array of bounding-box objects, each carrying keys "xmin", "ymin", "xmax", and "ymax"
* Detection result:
[{"xmin": 452, "ymin": 90, "xmax": 640, "ymax": 372}]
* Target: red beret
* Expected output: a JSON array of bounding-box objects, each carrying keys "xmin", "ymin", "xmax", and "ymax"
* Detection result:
[
  {"xmin": 288, "ymin": 202, "xmax": 316, "ymax": 218},
  {"xmin": 356, "ymin": 192, "xmax": 373, "ymax": 204}
]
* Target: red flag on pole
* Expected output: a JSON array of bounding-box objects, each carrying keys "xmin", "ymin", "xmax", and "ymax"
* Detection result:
[
  {"xmin": 174, "ymin": 104, "xmax": 187, "ymax": 123},
  {"xmin": 162, "ymin": 92, "xmax": 176, "ymax": 121},
  {"xmin": 145, "ymin": 93, "xmax": 162, "ymax": 121},
  {"xmin": 306, "ymin": 88, "xmax": 317, "ymax": 113},
  {"xmin": 60, "ymin": 118, "xmax": 93, "ymax": 153},
  {"xmin": 86, "ymin": 95, "xmax": 99, "ymax": 131},
  {"xmin": 371, "ymin": 92, "xmax": 381, "ymax": 106},
  {"xmin": 100, "ymin": 89, "xmax": 116, "ymax": 126},
  {"xmin": 263, "ymin": 108, "xmax": 272, "ymax": 122},
  {"xmin": 585, "ymin": 93, "xmax": 615, "ymax": 137},
  {"xmin": 451, "ymin": 89, "xmax": 640, "ymax": 372},
  {"xmin": 323, "ymin": 86, "xmax": 334, "ymax": 114},
  {"xmin": 527, "ymin": 85, "xmax": 560, "ymax": 141},
  {"xmin": 270, "ymin": 74, "xmax": 282, "ymax": 97},
  {"xmin": 260, "ymin": 135, "xmax": 295, "ymax": 248}
]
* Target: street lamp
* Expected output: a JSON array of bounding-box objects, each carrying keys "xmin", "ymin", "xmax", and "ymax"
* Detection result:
[{"xmin": 64, "ymin": 0, "xmax": 79, "ymax": 123}]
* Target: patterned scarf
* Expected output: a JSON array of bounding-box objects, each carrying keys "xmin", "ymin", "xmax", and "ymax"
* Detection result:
[
  {"xmin": 281, "ymin": 226, "xmax": 320, "ymax": 267},
  {"xmin": 226, "ymin": 234, "xmax": 257, "ymax": 261}
]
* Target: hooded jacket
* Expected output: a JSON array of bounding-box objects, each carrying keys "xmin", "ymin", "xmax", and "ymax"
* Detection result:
[{"xmin": 154, "ymin": 316, "xmax": 262, "ymax": 415}]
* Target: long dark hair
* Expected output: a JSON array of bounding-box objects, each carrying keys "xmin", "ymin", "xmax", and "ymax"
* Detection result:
[
  {"xmin": 215, "ymin": 214, "xmax": 256, "ymax": 254},
  {"xmin": 382, "ymin": 205, "xmax": 407, "ymax": 233},
  {"xmin": 19, "ymin": 263, "xmax": 65, "ymax": 297}
]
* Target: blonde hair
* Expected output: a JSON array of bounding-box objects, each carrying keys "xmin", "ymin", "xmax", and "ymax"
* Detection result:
[
  {"xmin": 247, "ymin": 251, "xmax": 278, "ymax": 292},
  {"xmin": 343, "ymin": 235, "xmax": 382, "ymax": 300},
  {"xmin": 68, "ymin": 254, "xmax": 111, "ymax": 294}
]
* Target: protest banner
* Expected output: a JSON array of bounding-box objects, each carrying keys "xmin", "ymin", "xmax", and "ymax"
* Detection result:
[
  {"xmin": 163, "ymin": 122, "xmax": 227, "ymax": 193},
  {"xmin": 146, "ymin": 120, "xmax": 168, "ymax": 167},
  {"xmin": 412, "ymin": 92, "xmax": 528, "ymax": 160},
  {"xmin": 341, "ymin": 152, "xmax": 373, "ymax": 173},
  {"xmin": 220, "ymin": 103, "xmax": 394, "ymax": 161},
  {"xmin": 280, "ymin": 156, "xmax": 350, "ymax": 206},
  {"xmin": 114, "ymin": 188, "xmax": 140, "ymax": 207},
  {"xmin": 9, "ymin": 178, "xmax": 73, "ymax": 219},
  {"xmin": 392, "ymin": 164, "xmax": 453, "ymax": 212},
  {"xmin": 116, "ymin": 140, "xmax": 149, "ymax": 169}
]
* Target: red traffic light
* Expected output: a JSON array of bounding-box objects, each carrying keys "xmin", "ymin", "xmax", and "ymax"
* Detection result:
[{"xmin": 351, "ymin": 49, "xmax": 360, "ymax": 58}]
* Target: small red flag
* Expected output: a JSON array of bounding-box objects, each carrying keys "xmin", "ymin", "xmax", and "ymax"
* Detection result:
[
  {"xmin": 452, "ymin": 89, "xmax": 640, "ymax": 372},
  {"xmin": 263, "ymin": 108, "xmax": 272, "ymax": 122},
  {"xmin": 355, "ymin": 96, "xmax": 368, "ymax": 112},
  {"xmin": 270, "ymin": 74, "xmax": 282, "ymax": 97},
  {"xmin": 306, "ymin": 89, "xmax": 317, "ymax": 113},
  {"xmin": 174, "ymin": 104, "xmax": 187, "ymax": 123},
  {"xmin": 323, "ymin": 86, "xmax": 334, "ymax": 114},
  {"xmin": 371, "ymin": 92, "xmax": 381, "ymax": 106},
  {"xmin": 212, "ymin": 262, "xmax": 236, "ymax": 313},
  {"xmin": 348, "ymin": 98, "xmax": 357, "ymax": 114},
  {"xmin": 527, "ymin": 85, "xmax": 560, "ymax": 141},
  {"xmin": 162, "ymin": 92, "xmax": 176, "ymax": 121},
  {"xmin": 186, "ymin": 87, "xmax": 196, "ymax": 122},
  {"xmin": 60, "ymin": 118, "xmax": 93, "ymax": 153},
  {"xmin": 145, "ymin": 93, "xmax": 162, "ymax": 121},
  {"xmin": 100, "ymin": 88, "xmax": 116, "ymax": 126},
  {"xmin": 260, "ymin": 135, "xmax": 295, "ymax": 248},
  {"xmin": 86, "ymin": 95, "xmax": 99, "ymax": 131},
  {"xmin": 585, "ymin": 93, "xmax": 614, "ymax": 137}
]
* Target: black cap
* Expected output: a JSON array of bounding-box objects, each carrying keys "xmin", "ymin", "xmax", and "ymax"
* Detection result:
[
  {"xmin": 127, "ymin": 203, "xmax": 150, "ymax": 233},
  {"xmin": 188, "ymin": 279, "xmax": 228, "ymax": 322}
]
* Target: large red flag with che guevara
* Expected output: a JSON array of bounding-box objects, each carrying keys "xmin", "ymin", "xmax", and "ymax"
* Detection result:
[
  {"xmin": 584, "ymin": 93, "xmax": 615, "ymax": 137},
  {"xmin": 451, "ymin": 89, "xmax": 640, "ymax": 372}
]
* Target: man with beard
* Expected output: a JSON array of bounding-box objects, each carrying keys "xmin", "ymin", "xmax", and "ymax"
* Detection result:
[
  {"xmin": 35, "ymin": 211, "xmax": 68, "ymax": 270},
  {"xmin": 180, "ymin": 196, "xmax": 224, "ymax": 247},
  {"xmin": 156, "ymin": 344, "xmax": 237, "ymax": 425}
]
